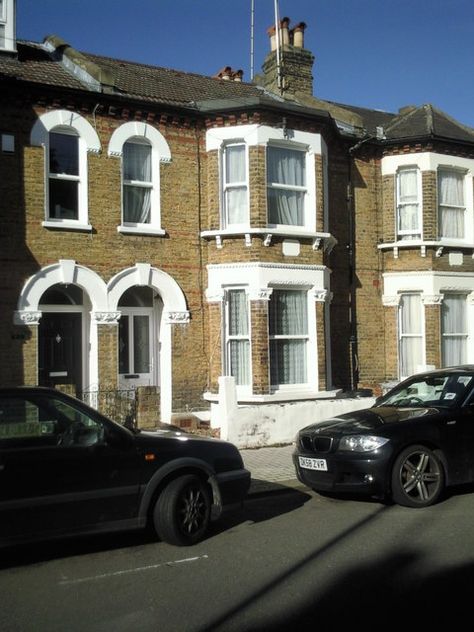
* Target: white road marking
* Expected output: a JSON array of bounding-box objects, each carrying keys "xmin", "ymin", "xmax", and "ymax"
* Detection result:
[{"xmin": 59, "ymin": 555, "xmax": 209, "ymax": 586}]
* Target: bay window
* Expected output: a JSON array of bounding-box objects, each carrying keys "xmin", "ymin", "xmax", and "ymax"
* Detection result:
[
  {"xmin": 269, "ymin": 289, "xmax": 308, "ymax": 386},
  {"xmin": 225, "ymin": 289, "xmax": 250, "ymax": 385},
  {"xmin": 396, "ymin": 167, "xmax": 421, "ymax": 240},
  {"xmin": 267, "ymin": 146, "xmax": 306, "ymax": 227},
  {"xmin": 123, "ymin": 138, "xmax": 152, "ymax": 224},
  {"xmin": 399, "ymin": 293, "xmax": 423, "ymax": 378},
  {"xmin": 222, "ymin": 143, "xmax": 248, "ymax": 227},
  {"xmin": 438, "ymin": 169, "xmax": 465, "ymax": 239},
  {"xmin": 442, "ymin": 294, "xmax": 467, "ymax": 366}
]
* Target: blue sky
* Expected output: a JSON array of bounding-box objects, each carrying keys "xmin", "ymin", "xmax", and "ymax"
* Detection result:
[{"xmin": 16, "ymin": 0, "xmax": 474, "ymax": 127}]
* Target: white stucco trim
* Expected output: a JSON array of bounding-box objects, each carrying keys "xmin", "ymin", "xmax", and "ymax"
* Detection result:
[
  {"xmin": 30, "ymin": 109, "xmax": 101, "ymax": 153},
  {"xmin": 107, "ymin": 264, "xmax": 189, "ymax": 423},
  {"xmin": 207, "ymin": 262, "xmax": 331, "ymax": 400},
  {"xmin": 16, "ymin": 260, "xmax": 108, "ymax": 313},
  {"xmin": 107, "ymin": 121, "xmax": 171, "ymax": 161}
]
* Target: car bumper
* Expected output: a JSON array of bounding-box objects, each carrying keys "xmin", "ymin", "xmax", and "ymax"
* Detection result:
[
  {"xmin": 215, "ymin": 468, "xmax": 251, "ymax": 505},
  {"xmin": 293, "ymin": 448, "xmax": 391, "ymax": 497}
]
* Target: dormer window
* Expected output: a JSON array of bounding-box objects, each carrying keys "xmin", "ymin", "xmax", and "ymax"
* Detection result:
[
  {"xmin": 438, "ymin": 168, "xmax": 465, "ymax": 240},
  {"xmin": 396, "ymin": 167, "xmax": 421, "ymax": 240},
  {"xmin": 267, "ymin": 146, "xmax": 306, "ymax": 227},
  {"xmin": 222, "ymin": 143, "xmax": 248, "ymax": 227}
]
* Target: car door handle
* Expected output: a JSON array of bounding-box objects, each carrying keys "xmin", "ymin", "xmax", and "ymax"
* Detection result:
[{"xmin": 447, "ymin": 420, "xmax": 457, "ymax": 425}]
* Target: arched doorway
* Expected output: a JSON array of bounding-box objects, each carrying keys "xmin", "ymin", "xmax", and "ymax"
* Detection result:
[
  {"xmin": 118, "ymin": 286, "xmax": 163, "ymax": 389},
  {"xmin": 38, "ymin": 284, "xmax": 89, "ymax": 393}
]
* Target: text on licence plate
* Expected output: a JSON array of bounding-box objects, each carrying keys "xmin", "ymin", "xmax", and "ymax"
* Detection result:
[{"xmin": 299, "ymin": 456, "xmax": 328, "ymax": 471}]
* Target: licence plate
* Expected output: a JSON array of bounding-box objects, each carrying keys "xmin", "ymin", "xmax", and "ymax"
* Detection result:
[{"xmin": 299, "ymin": 456, "xmax": 328, "ymax": 471}]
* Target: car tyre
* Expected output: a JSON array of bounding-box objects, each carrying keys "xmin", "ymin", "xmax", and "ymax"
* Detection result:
[
  {"xmin": 391, "ymin": 444, "xmax": 444, "ymax": 508},
  {"xmin": 153, "ymin": 474, "xmax": 211, "ymax": 546}
]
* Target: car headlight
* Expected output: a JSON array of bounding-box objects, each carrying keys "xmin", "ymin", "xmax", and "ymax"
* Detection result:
[{"xmin": 338, "ymin": 435, "xmax": 389, "ymax": 453}]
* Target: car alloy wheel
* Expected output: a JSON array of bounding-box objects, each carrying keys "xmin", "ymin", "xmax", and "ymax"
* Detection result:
[
  {"xmin": 391, "ymin": 444, "xmax": 444, "ymax": 508},
  {"xmin": 153, "ymin": 474, "xmax": 211, "ymax": 546}
]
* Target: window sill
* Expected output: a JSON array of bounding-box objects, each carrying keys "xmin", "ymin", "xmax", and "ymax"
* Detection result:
[
  {"xmin": 378, "ymin": 239, "xmax": 474, "ymax": 258},
  {"xmin": 42, "ymin": 220, "xmax": 93, "ymax": 232},
  {"xmin": 201, "ymin": 228, "xmax": 337, "ymax": 252},
  {"xmin": 117, "ymin": 225, "xmax": 166, "ymax": 237}
]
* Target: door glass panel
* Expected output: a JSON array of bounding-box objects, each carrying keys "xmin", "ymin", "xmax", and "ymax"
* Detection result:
[
  {"xmin": 133, "ymin": 315, "xmax": 150, "ymax": 373},
  {"xmin": 119, "ymin": 315, "xmax": 130, "ymax": 373}
]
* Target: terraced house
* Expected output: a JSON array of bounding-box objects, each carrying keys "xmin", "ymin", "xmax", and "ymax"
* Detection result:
[{"xmin": 2, "ymin": 1, "xmax": 474, "ymax": 445}]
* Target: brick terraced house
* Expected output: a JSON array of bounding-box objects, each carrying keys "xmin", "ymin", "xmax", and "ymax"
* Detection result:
[{"xmin": 2, "ymin": 1, "xmax": 474, "ymax": 445}]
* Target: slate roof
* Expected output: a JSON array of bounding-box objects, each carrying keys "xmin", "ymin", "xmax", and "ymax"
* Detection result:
[{"xmin": 2, "ymin": 40, "xmax": 474, "ymax": 147}]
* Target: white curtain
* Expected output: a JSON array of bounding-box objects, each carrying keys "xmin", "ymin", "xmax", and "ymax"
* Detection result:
[
  {"xmin": 399, "ymin": 294, "xmax": 423, "ymax": 377},
  {"xmin": 225, "ymin": 145, "xmax": 248, "ymax": 225},
  {"xmin": 123, "ymin": 141, "xmax": 152, "ymax": 223},
  {"xmin": 398, "ymin": 169, "xmax": 419, "ymax": 237},
  {"xmin": 439, "ymin": 170, "xmax": 464, "ymax": 238},
  {"xmin": 442, "ymin": 295, "xmax": 466, "ymax": 366},
  {"xmin": 267, "ymin": 147, "xmax": 305, "ymax": 225},
  {"xmin": 228, "ymin": 290, "xmax": 250, "ymax": 385},
  {"xmin": 269, "ymin": 290, "xmax": 307, "ymax": 384}
]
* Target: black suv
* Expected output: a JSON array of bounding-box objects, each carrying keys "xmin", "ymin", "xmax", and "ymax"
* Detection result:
[{"xmin": 0, "ymin": 387, "xmax": 250, "ymax": 546}]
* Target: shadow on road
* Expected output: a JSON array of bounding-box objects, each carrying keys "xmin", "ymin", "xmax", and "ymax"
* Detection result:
[{"xmin": 0, "ymin": 488, "xmax": 311, "ymax": 569}]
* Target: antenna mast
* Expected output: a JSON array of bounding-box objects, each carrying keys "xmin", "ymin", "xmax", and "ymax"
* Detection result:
[
  {"xmin": 273, "ymin": 0, "xmax": 283, "ymax": 93},
  {"xmin": 250, "ymin": 0, "xmax": 255, "ymax": 80}
]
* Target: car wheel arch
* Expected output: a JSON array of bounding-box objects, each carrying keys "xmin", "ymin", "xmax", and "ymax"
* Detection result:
[
  {"xmin": 138, "ymin": 459, "xmax": 222, "ymax": 524},
  {"xmin": 386, "ymin": 441, "xmax": 449, "ymax": 494}
]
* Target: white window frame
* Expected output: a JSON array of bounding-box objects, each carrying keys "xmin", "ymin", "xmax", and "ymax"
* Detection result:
[
  {"xmin": 30, "ymin": 110, "xmax": 101, "ymax": 231},
  {"xmin": 398, "ymin": 292, "xmax": 425, "ymax": 380},
  {"xmin": 121, "ymin": 137, "xmax": 154, "ymax": 227},
  {"xmin": 266, "ymin": 143, "xmax": 309, "ymax": 230},
  {"xmin": 108, "ymin": 122, "xmax": 171, "ymax": 236},
  {"xmin": 438, "ymin": 167, "xmax": 467, "ymax": 241},
  {"xmin": 221, "ymin": 142, "xmax": 249, "ymax": 229},
  {"xmin": 224, "ymin": 288, "xmax": 251, "ymax": 391},
  {"xmin": 0, "ymin": 1, "xmax": 5, "ymax": 21},
  {"xmin": 47, "ymin": 126, "xmax": 82, "ymax": 223},
  {"xmin": 269, "ymin": 287, "xmax": 310, "ymax": 391},
  {"xmin": 396, "ymin": 166, "xmax": 422, "ymax": 240},
  {"xmin": 206, "ymin": 125, "xmax": 323, "ymax": 236},
  {"xmin": 441, "ymin": 293, "xmax": 468, "ymax": 367}
]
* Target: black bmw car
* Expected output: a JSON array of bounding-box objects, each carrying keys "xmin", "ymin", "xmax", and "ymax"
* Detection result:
[
  {"xmin": 0, "ymin": 387, "xmax": 250, "ymax": 547},
  {"xmin": 294, "ymin": 367, "xmax": 474, "ymax": 507}
]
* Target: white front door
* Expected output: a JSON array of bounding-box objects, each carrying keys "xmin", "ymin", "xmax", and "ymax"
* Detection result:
[{"xmin": 118, "ymin": 308, "xmax": 155, "ymax": 388}]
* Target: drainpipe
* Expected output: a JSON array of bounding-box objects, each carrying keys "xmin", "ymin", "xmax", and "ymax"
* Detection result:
[{"xmin": 347, "ymin": 134, "xmax": 373, "ymax": 392}]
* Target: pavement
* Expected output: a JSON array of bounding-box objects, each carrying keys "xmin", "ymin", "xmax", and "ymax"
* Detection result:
[{"xmin": 240, "ymin": 443, "xmax": 304, "ymax": 495}]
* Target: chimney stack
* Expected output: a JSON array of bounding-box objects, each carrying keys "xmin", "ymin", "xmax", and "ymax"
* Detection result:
[{"xmin": 261, "ymin": 17, "xmax": 314, "ymax": 98}]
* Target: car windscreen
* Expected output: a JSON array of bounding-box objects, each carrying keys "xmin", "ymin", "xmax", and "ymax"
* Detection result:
[{"xmin": 377, "ymin": 374, "xmax": 474, "ymax": 408}]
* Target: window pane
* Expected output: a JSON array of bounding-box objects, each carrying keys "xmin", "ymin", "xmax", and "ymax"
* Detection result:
[
  {"xmin": 399, "ymin": 294, "xmax": 423, "ymax": 377},
  {"xmin": 225, "ymin": 145, "xmax": 245, "ymax": 184},
  {"xmin": 268, "ymin": 189, "xmax": 304, "ymax": 225},
  {"xmin": 230, "ymin": 340, "xmax": 250, "ymax": 385},
  {"xmin": 229, "ymin": 290, "xmax": 248, "ymax": 335},
  {"xmin": 270, "ymin": 340, "xmax": 307, "ymax": 384},
  {"xmin": 442, "ymin": 295, "xmax": 467, "ymax": 366},
  {"xmin": 225, "ymin": 187, "xmax": 247, "ymax": 225},
  {"xmin": 269, "ymin": 290, "xmax": 307, "ymax": 335},
  {"xmin": 398, "ymin": 170, "xmax": 418, "ymax": 202},
  {"xmin": 119, "ymin": 316, "xmax": 129, "ymax": 373},
  {"xmin": 49, "ymin": 132, "xmax": 79, "ymax": 175},
  {"xmin": 49, "ymin": 179, "xmax": 78, "ymax": 219},
  {"xmin": 123, "ymin": 185, "xmax": 151, "ymax": 223},
  {"xmin": 133, "ymin": 315, "xmax": 150, "ymax": 373},
  {"xmin": 267, "ymin": 147, "xmax": 305, "ymax": 186},
  {"xmin": 123, "ymin": 141, "xmax": 151, "ymax": 182}
]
